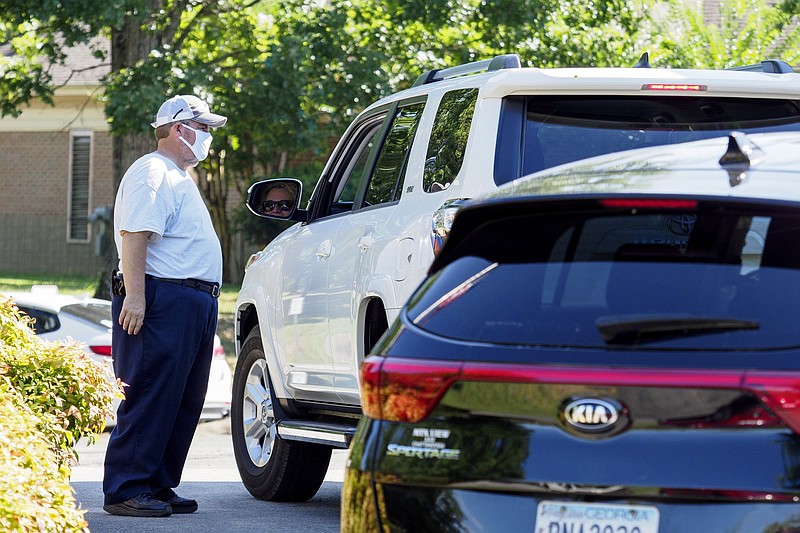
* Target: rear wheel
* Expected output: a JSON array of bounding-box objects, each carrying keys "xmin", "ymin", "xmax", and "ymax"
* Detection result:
[{"xmin": 231, "ymin": 327, "xmax": 332, "ymax": 501}]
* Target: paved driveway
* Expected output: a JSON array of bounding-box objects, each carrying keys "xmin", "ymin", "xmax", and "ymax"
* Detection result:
[{"xmin": 71, "ymin": 419, "xmax": 347, "ymax": 532}]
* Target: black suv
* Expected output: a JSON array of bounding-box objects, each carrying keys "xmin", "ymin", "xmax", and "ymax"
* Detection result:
[{"xmin": 343, "ymin": 132, "xmax": 800, "ymax": 532}]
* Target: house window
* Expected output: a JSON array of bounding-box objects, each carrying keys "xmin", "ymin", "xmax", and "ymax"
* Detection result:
[{"xmin": 68, "ymin": 132, "xmax": 92, "ymax": 242}]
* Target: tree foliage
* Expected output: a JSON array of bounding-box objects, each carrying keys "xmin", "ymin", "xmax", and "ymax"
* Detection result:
[
  {"xmin": 4, "ymin": 0, "xmax": 798, "ymax": 282},
  {"xmin": 649, "ymin": 0, "xmax": 800, "ymax": 68}
]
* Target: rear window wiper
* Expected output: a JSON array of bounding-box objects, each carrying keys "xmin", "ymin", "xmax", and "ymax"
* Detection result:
[{"xmin": 596, "ymin": 315, "xmax": 759, "ymax": 345}]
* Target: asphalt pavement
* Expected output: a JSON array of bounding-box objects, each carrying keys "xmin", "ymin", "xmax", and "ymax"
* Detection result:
[{"xmin": 70, "ymin": 418, "xmax": 347, "ymax": 532}]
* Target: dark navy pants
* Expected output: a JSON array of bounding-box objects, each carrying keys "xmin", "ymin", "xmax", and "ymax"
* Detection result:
[{"xmin": 103, "ymin": 278, "xmax": 218, "ymax": 505}]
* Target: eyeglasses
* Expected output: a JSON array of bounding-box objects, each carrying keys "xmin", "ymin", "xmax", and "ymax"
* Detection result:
[{"xmin": 262, "ymin": 200, "xmax": 293, "ymax": 212}]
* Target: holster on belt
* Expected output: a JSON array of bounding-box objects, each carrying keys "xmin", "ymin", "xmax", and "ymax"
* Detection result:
[{"xmin": 111, "ymin": 269, "xmax": 126, "ymax": 296}]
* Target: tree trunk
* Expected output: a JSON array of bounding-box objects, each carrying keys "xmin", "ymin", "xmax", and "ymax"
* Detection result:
[
  {"xmin": 197, "ymin": 153, "xmax": 234, "ymax": 283},
  {"xmin": 95, "ymin": 2, "xmax": 181, "ymax": 298}
]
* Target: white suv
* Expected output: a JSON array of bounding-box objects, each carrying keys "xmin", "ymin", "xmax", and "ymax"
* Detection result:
[{"xmin": 232, "ymin": 53, "xmax": 800, "ymax": 501}]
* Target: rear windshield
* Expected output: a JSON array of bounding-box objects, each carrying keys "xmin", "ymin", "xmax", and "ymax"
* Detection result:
[
  {"xmin": 495, "ymin": 96, "xmax": 800, "ymax": 184},
  {"xmin": 406, "ymin": 206, "xmax": 800, "ymax": 350},
  {"xmin": 61, "ymin": 303, "xmax": 113, "ymax": 329}
]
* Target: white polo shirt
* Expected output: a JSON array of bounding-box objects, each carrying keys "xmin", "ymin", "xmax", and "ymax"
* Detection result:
[{"xmin": 114, "ymin": 152, "xmax": 222, "ymax": 285}]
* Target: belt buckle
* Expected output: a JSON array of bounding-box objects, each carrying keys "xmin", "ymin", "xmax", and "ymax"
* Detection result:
[{"xmin": 211, "ymin": 285, "xmax": 220, "ymax": 298}]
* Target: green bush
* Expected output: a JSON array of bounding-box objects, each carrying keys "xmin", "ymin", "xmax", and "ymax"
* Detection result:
[
  {"xmin": 0, "ymin": 295, "xmax": 124, "ymax": 463},
  {"xmin": 0, "ymin": 381, "xmax": 88, "ymax": 532},
  {"xmin": 0, "ymin": 294, "xmax": 125, "ymax": 531}
]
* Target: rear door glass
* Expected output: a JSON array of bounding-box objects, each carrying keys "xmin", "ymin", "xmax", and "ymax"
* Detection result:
[
  {"xmin": 407, "ymin": 205, "xmax": 800, "ymax": 350},
  {"xmin": 423, "ymin": 88, "xmax": 477, "ymax": 193}
]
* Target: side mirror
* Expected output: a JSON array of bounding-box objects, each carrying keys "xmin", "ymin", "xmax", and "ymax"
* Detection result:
[{"xmin": 246, "ymin": 178, "xmax": 306, "ymax": 221}]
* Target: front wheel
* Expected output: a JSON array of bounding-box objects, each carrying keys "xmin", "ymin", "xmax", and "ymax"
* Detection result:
[{"xmin": 231, "ymin": 327, "xmax": 332, "ymax": 501}]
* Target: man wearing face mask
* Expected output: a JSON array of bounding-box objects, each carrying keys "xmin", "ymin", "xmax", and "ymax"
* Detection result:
[{"xmin": 103, "ymin": 95, "xmax": 227, "ymax": 517}]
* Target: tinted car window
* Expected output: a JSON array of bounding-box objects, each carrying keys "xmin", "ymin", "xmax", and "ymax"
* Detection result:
[
  {"xmin": 407, "ymin": 206, "xmax": 800, "ymax": 350},
  {"xmin": 329, "ymin": 119, "xmax": 384, "ymax": 215},
  {"xmin": 495, "ymin": 96, "xmax": 800, "ymax": 184},
  {"xmin": 365, "ymin": 102, "xmax": 425, "ymax": 206},
  {"xmin": 16, "ymin": 305, "xmax": 60, "ymax": 334},
  {"xmin": 423, "ymin": 88, "xmax": 478, "ymax": 193}
]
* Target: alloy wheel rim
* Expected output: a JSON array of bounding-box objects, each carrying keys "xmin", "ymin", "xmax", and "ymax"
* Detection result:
[{"xmin": 242, "ymin": 358, "xmax": 276, "ymax": 467}]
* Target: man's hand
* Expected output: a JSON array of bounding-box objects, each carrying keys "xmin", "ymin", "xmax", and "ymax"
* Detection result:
[{"xmin": 120, "ymin": 292, "xmax": 146, "ymax": 335}]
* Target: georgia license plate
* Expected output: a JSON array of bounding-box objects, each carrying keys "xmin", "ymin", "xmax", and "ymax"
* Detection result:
[{"xmin": 536, "ymin": 500, "xmax": 660, "ymax": 533}]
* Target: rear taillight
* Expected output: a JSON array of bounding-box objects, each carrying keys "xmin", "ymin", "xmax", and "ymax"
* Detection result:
[
  {"xmin": 742, "ymin": 372, "xmax": 800, "ymax": 434},
  {"xmin": 360, "ymin": 357, "xmax": 800, "ymax": 432},
  {"xmin": 360, "ymin": 356, "xmax": 461, "ymax": 422},
  {"xmin": 213, "ymin": 344, "xmax": 226, "ymax": 360},
  {"xmin": 89, "ymin": 345, "xmax": 112, "ymax": 357}
]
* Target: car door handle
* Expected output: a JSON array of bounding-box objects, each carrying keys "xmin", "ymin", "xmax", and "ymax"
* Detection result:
[
  {"xmin": 358, "ymin": 235, "xmax": 375, "ymax": 250},
  {"xmin": 315, "ymin": 240, "xmax": 332, "ymax": 259}
]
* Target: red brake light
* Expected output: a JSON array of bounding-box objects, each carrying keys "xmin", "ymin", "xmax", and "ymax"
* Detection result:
[
  {"xmin": 600, "ymin": 199, "xmax": 698, "ymax": 209},
  {"xmin": 89, "ymin": 345, "xmax": 112, "ymax": 357},
  {"xmin": 742, "ymin": 372, "xmax": 800, "ymax": 434},
  {"xmin": 360, "ymin": 356, "xmax": 461, "ymax": 422},
  {"xmin": 642, "ymin": 83, "xmax": 707, "ymax": 92},
  {"xmin": 213, "ymin": 344, "xmax": 225, "ymax": 360}
]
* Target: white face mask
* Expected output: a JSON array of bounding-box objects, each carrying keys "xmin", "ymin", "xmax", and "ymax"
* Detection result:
[{"xmin": 179, "ymin": 123, "xmax": 213, "ymax": 162}]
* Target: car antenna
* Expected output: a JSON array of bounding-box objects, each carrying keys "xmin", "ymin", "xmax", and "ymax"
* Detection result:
[
  {"xmin": 719, "ymin": 132, "xmax": 765, "ymax": 187},
  {"xmin": 633, "ymin": 52, "xmax": 650, "ymax": 68}
]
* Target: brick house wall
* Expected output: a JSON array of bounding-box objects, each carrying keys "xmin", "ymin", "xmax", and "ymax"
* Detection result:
[
  {"xmin": 0, "ymin": 129, "xmax": 113, "ymax": 276},
  {"xmin": 0, "ymin": 40, "xmax": 112, "ymax": 278}
]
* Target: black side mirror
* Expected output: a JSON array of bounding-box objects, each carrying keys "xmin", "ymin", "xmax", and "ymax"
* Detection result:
[{"xmin": 246, "ymin": 178, "xmax": 305, "ymax": 221}]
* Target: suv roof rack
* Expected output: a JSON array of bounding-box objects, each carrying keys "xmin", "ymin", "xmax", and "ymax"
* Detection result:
[
  {"xmin": 413, "ymin": 54, "xmax": 521, "ymax": 87},
  {"xmin": 727, "ymin": 59, "xmax": 795, "ymax": 74}
]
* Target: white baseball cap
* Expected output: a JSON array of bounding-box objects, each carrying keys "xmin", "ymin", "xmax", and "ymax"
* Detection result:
[{"xmin": 151, "ymin": 94, "xmax": 227, "ymax": 129}]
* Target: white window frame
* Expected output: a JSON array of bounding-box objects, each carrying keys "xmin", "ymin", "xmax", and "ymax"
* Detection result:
[{"xmin": 67, "ymin": 130, "xmax": 94, "ymax": 243}]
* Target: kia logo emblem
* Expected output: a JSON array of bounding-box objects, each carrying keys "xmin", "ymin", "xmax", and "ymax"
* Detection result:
[{"xmin": 562, "ymin": 398, "xmax": 620, "ymax": 433}]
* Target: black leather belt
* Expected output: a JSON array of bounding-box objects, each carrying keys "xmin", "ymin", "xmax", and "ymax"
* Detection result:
[{"xmin": 145, "ymin": 274, "xmax": 220, "ymax": 298}]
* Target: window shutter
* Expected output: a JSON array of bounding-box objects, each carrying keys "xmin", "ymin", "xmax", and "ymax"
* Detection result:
[{"xmin": 69, "ymin": 135, "xmax": 92, "ymax": 241}]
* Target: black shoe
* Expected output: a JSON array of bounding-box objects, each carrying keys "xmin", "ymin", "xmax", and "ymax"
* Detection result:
[
  {"xmin": 155, "ymin": 493, "xmax": 198, "ymax": 514},
  {"xmin": 103, "ymin": 494, "xmax": 172, "ymax": 517}
]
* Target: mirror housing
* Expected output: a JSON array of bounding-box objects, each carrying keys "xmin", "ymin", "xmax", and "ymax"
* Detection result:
[{"xmin": 246, "ymin": 178, "xmax": 308, "ymax": 222}]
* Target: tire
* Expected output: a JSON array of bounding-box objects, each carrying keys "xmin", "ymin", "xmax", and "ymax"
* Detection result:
[{"xmin": 231, "ymin": 327, "xmax": 332, "ymax": 501}]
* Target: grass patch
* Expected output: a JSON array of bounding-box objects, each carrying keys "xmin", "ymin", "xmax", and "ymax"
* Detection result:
[{"xmin": 0, "ymin": 273, "xmax": 99, "ymax": 296}]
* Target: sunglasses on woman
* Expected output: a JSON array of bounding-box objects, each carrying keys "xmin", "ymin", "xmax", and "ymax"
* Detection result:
[{"xmin": 262, "ymin": 200, "xmax": 293, "ymax": 212}]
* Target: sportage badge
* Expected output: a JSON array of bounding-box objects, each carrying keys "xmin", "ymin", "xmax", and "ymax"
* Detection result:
[{"xmin": 562, "ymin": 398, "xmax": 620, "ymax": 433}]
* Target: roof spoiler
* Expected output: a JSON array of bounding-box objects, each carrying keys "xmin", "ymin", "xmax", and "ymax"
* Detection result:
[{"xmin": 413, "ymin": 54, "xmax": 521, "ymax": 87}]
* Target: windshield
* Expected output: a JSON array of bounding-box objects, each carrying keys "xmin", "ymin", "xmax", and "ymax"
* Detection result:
[{"xmin": 407, "ymin": 207, "xmax": 800, "ymax": 350}]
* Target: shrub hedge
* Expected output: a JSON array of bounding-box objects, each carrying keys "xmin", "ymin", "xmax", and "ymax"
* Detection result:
[{"xmin": 0, "ymin": 294, "xmax": 124, "ymax": 531}]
